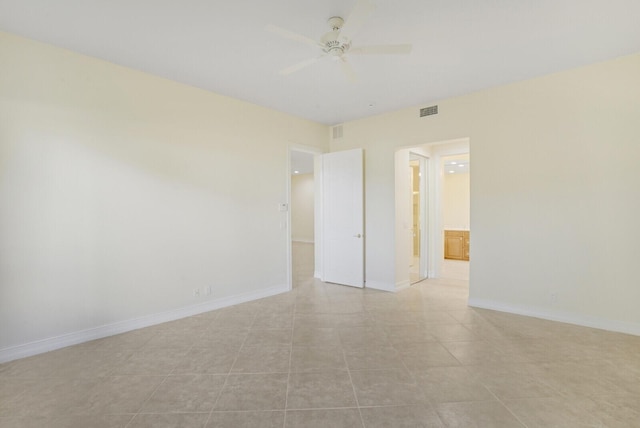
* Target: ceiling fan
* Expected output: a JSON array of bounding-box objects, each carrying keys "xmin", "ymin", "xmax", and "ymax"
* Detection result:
[{"xmin": 266, "ymin": 0, "xmax": 412, "ymax": 82}]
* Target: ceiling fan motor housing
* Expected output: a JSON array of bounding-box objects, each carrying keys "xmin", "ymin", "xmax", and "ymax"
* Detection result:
[{"xmin": 323, "ymin": 16, "xmax": 350, "ymax": 55}]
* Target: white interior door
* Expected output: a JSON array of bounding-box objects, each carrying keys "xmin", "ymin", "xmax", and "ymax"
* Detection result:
[{"xmin": 321, "ymin": 148, "xmax": 364, "ymax": 288}]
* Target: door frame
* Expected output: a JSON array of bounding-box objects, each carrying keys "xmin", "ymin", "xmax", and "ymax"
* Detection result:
[
  {"xmin": 394, "ymin": 138, "xmax": 469, "ymax": 288},
  {"xmin": 286, "ymin": 145, "xmax": 324, "ymax": 291},
  {"xmin": 409, "ymin": 152, "xmax": 429, "ymax": 283}
]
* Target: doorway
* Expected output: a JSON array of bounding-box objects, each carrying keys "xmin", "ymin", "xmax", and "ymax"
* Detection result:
[
  {"xmin": 288, "ymin": 148, "xmax": 320, "ymax": 290},
  {"xmin": 440, "ymin": 153, "xmax": 470, "ymax": 280},
  {"xmin": 409, "ymin": 153, "xmax": 428, "ymax": 284},
  {"xmin": 287, "ymin": 147, "xmax": 365, "ymax": 290},
  {"xmin": 394, "ymin": 139, "xmax": 470, "ymax": 289}
]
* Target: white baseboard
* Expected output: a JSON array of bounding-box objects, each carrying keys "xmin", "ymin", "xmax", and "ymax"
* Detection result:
[
  {"xmin": 0, "ymin": 284, "xmax": 289, "ymax": 364},
  {"xmin": 366, "ymin": 280, "xmax": 395, "ymax": 292},
  {"xmin": 468, "ymin": 298, "xmax": 640, "ymax": 337}
]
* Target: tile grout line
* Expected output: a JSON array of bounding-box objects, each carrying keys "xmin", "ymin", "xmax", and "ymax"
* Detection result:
[
  {"xmin": 124, "ymin": 374, "xmax": 171, "ymax": 428},
  {"xmin": 483, "ymin": 379, "xmax": 530, "ymax": 428},
  {"xmin": 203, "ymin": 312, "xmax": 256, "ymax": 427},
  {"xmin": 121, "ymin": 334, "xmax": 198, "ymax": 428},
  {"xmin": 343, "ymin": 341, "xmax": 366, "ymax": 428},
  {"xmin": 283, "ymin": 287, "xmax": 298, "ymax": 428}
]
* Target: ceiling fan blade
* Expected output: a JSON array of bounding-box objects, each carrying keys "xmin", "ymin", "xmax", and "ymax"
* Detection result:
[
  {"xmin": 280, "ymin": 55, "xmax": 329, "ymax": 75},
  {"xmin": 340, "ymin": 57, "xmax": 358, "ymax": 83},
  {"xmin": 265, "ymin": 24, "xmax": 323, "ymax": 48},
  {"xmin": 349, "ymin": 44, "xmax": 413, "ymax": 55},
  {"xmin": 339, "ymin": 0, "xmax": 376, "ymax": 41}
]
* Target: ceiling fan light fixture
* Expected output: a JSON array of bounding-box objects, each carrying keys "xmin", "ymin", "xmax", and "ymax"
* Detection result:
[{"xmin": 266, "ymin": 0, "xmax": 411, "ymax": 80}]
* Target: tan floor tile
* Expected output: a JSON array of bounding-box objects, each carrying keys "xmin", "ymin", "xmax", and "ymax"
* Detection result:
[
  {"xmin": 143, "ymin": 331, "xmax": 202, "ymax": 349},
  {"xmin": 292, "ymin": 326, "xmax": 341, "ymax": 347},
  {"xmin": 0, "ymin": 378, "xmax": 39, "ymax": 405},
  {"xmin": 459, "ymin": 323, "xmax": 511, "ymax": 343},
  {"xmin": 284, "ymin": 408, "xmax": 362, "ymax": 428},
  {"xmin": 128, "ymin": 413, "xmax": 209, "ymax": 428},
  {"xmin": 294, "ymin": 300, "xmax": 338, "ymax": 314},
  {"xmin": 206, "ymin": 410, "xmax": 285, "ymax": 427},
  {"xmin": 360, "ymin": 405, "xmax": 443, "ymax": 427},
  {"xmin": 86, "ymin": 375, "xmax": 164, "ymax": 414},
  {"xmin": 436, "ymin": 401, "xmax": 525, "ymax": 428},
  {"xmin": 350, "ymin": 369, "xmax": 428, "ymax": 407},
  {"xmin": 213, "ymin": 304, "xmax": 258, "ymax": 317},
  {"xmin": 214, "ymin": 373, "xmax": 288, "ymax": 411},
  {"xmin": 344, "ymin": 345, "xmax": 404, "ymax": 370},
  {"xmin": 445, "ymin": 309, "xmax": 487, "ymax": 324},
  {"xmin": 413, "ymin": 311, "xmax": 459, "ymax": 325},
  {"xmin": 297, "ymin": 312, "xmax": 371, "ymax": 328},
  {"xmin": 536, "ymin": 361, "xmax": 630, "ymax": 398},
  {"xmin": 441, "ymin": 341, "xmax": 531, "ymax": 365},
  {"xmin": 159, "ymin": 316, "xmax": 214, "ymax": 333},
  {"xmin": 338, "ymin": 327, "xmax": 390, "ymax": 349},
  {"xmin": 172, "ymin": 346, "xmax": 239, "ymax": 375},
  {"xmin": 398, "ymin": 342, "xmax": 461, "ymax": 370},
  {"xmin": 5, "ymin": 243, "xmax": 640, "ymax": 427},
  {"xmin": 199, "ymin": 328, "xmax": 248, "ymax": 348},
  {"xmin": 140, "ymin": 374, "xmax": 226, "ymax": 413},
  {"xmin": 594, "ymin": 360, "xmax": 640, "ymax": 395},
  {"xmin": 425, "ymin": 323, "xmax": 481, "ymax": 342},
  {"xmin": 252, "ymin": 313, "xmax": 294, "ymax": 329},
  {"xmin": 503, "ymin": 397, "xmax": 601, "ymax": 428},
  {"xmin": 111, "ymin": 347, "xmax": 190, "ymax": 375},
  {"xmin": 384, "ymin": 325, "xmax": 438, "ymax": 346},
  {"xmin": 293, "ymin": 313, "xmax": 338, "ymax": 328},
  {"xmin": 0, "ymin": 415, "xmax": 133, "ymax": 428},
  {"xmin": 468, "ymin": 363, "xmax": 558, "ymax": 400},
  {"xmin": 0, "ymin": 348, "xmax": 90, "ymax": 378},
  {"xmin": 371, "ymin": 310, "xmax": 417, "ymax": 326},
  {"xmin": 211, "ymin": 314, "xmax": 256, "ymax": 329},
  {"xmin": 230, "ymin": 346, "xmax": 290, "ymax": 373},
  {"xmin": 2, "ymin": 377, "xmax": 101, "ymax": 417},
  {"xmin": 413, "ymin": 366, "xmax": 495, "ymax": 404},
  {"xmin": 0, "ymin": 417, "xmax": 52, "ymax": 428},
  {"xmin": 51, "ymin": 414, "xmax": 134, "ymax": 428},
  {"xmin": 286, "ymin": 370, "xmax": 357, "ymax": 409},
  {"xmin": 587, "ymin": 394, "xmax": 640, "ymax": 428},
  {"xmin": 290, "ymin": 346, "xmax": 347, "ymax": 372},
  {"xmin": 243, "ymin": 329, "xmax": 292, "ymax": 347},
  {"xmin": 54, "ymin": 351, "xmax": 133, "ymax": 378}
]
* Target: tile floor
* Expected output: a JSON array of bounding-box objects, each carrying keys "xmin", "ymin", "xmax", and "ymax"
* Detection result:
[{"xmin": 1, "ymin": 242, "xmax": 639, "ymax": 427}]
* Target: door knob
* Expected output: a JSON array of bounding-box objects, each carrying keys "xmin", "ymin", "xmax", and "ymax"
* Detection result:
[{"xmin": 353, "ymin": 234, "xmax": 362, "ymax": 238}]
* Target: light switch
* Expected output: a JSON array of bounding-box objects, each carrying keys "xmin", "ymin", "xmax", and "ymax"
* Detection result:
[{"xmin": 278, "ymin": 203, "xmax": 288, "ymax": 212}]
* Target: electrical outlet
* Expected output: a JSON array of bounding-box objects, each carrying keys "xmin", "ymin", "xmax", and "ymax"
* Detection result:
[
  {"xmin": 193, "ymin": 288, "xmax": 200, "ymax": 297},
  {"xmin": 204, "ymin": 286, "xmax": 212, "ymax": 296},
  {"xmin": 550, "ymin": 292, "xmax": 558, "ymax": 305}
]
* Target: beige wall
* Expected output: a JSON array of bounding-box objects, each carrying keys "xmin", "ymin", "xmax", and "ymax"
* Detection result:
[
  {"xmin": 291, "ymin": 173, "xmax": 314, "ymax": 242},
  {"xmin": 335, "ymin": 53, "xmax": 640, "ymax": 334},
  {"xmin": 443, "ymin": 172, "xmax": 470, "ymax": 230},
  {"xmin": 2, "ymin": 28, "xmax": 639, "ymax": 361},
  {"xmin": 0, "ymin": 32, "xmax": 328, "ymax": 359}
]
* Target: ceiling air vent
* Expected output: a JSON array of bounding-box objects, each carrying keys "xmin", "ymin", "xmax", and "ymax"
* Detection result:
[
  {"xmin": 420, "ymin": 105, "xmax": 438, "ymax": 117},
  {"xmin": 332, "ymin": 124, "xmax": 344, "ymax": 140}
]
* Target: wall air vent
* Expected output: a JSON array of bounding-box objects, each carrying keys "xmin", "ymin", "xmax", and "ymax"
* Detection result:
[
  {"xmin": 420, "ymin": 105, "xmax": 438, "ymax": 117},
  {"xmin": 332, "ymin": 124, "xmax": 344, "ymax": 140}
]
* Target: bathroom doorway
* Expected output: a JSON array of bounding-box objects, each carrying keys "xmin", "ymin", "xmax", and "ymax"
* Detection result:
[{"xmin": 409, "ymin": 152, "xmax": 428, "ymax": 284}]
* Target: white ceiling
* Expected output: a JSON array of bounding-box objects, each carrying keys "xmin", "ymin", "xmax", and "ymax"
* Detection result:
[
  {"xmin": 291, "ymin": 150, "xmax": 315, "ymax": 175},
  {"xmin": 443, "ymin": 154, "xmax": 469, "ymax": 175},
  {"xmin": 1, "ymin": 0, "xmax": 639, "ymax": 125}
]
